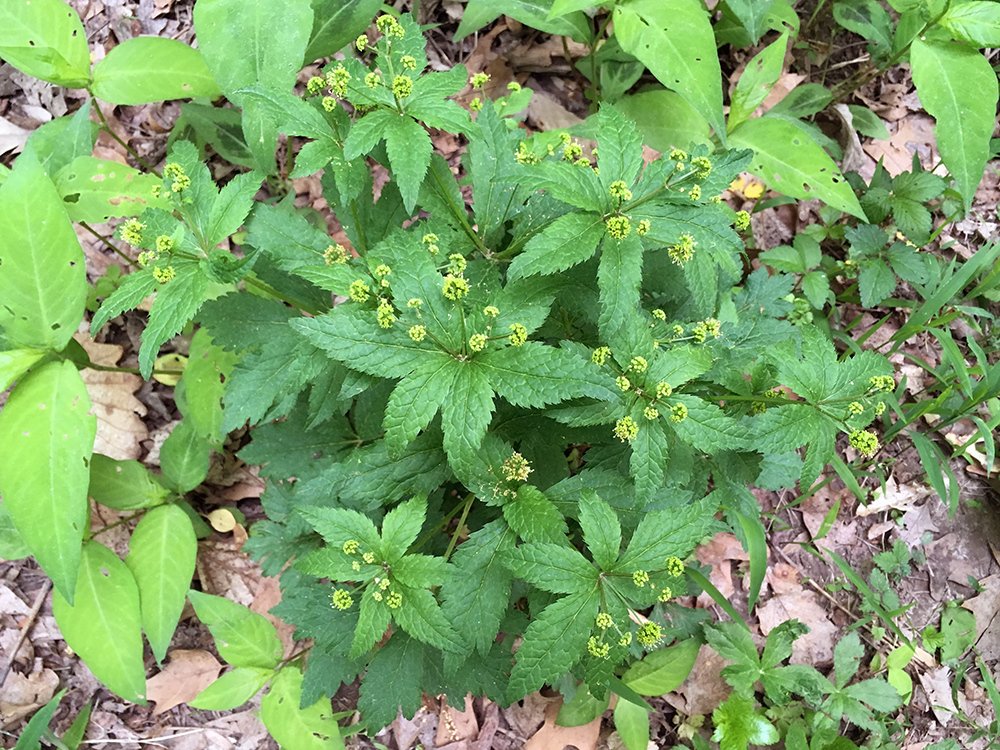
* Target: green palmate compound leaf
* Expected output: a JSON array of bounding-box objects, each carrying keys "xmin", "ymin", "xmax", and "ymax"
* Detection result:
[
  {"xmin": 622, "ymin": 638, "xmax": 700, "ymax": 695},
  {"xmin": 126, "ymin": 505, "xmax": 198, "ymax": 663},
  {"xmin": 507, "ymin": 588, "xmax": 601, "ymax": 700},
  {"xmin": 729, "ymin": 116, "xmax": 866, "ymax": 218},
  {"xmin": 0, "ymin": 361, "xmax": 94, "ymax": 602},
  {"xmin": 260, "ymin": 666, "xmax": 345, "ymax": 750},
  {"xmin": 53, "ymin": 157, "xmax": 166, "ymax": 224},
  {"xmin": 613, "ymin": 0, "xmax": 726, "ymax": 144},
  {"xmin": 939, "ymin": 1, "xmax": 1000, "ymax": 46},
  {"xmin": 727, "ymin": 32, "xmax": 788, "ymax": 133},
  {"xmin": 0, "ymin": 152, "xmax": 86, "ymax": 351},
  {"xmin": 615, "ymin": 496, "xmax": 715, "ymax": 573},
  {"xmin": 91, "ymin": 37, "xmax": 221, "ymax": 105},
  {"xmin": 138, "ymin": 261, "xmax": 209, "ymax": 378},
  {"xmin": 712, "ymin": 694, "xmax": 779, "ymax": 750},
  {"xmin": 0, "ymin": 0, "xmax": 90, "ymax": 87},
  {"xmin": 187, "ymin": 590, "xmax": 283, "ymax": 669},
  {"xmin": 0, "ymin": 347, "xmax": 45, "ymax": 392},
  {"xmin": 190, "ymin": 666, "xmax": 276, "ymax": 710},
  {"xmin": 502, "ymin": 543, "xmax": 597, "ymax": 594},
  {"xmin": 910, "ymin": 38, "xmax": 998, "ymax": 213},
  {"xmin": 88, "ymin": 454, "xmax": 170, "ymax": 511},
  {"xmin": 305, "ymin": 0, "xmax": 383, "ymax": 61},
  {"xmin": 383, "ymin": 357, "xmax": 459, "ymax": 456},
  {"xmin": 613, "ymin": 695, "xmax": 650, "ymax": 750},
  {"xmin": 52, "ymin": 542, "xmax": 147, "ymax": 703}
]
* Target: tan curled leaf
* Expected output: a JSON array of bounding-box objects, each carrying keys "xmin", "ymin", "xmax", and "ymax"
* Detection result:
[
  {"xmin": 76, "ymin": 335, "xmax": 148, "ymax": 460},
  {"xmin": 146, "ymin": 649, "xmax": 223, "ymax": 715}
]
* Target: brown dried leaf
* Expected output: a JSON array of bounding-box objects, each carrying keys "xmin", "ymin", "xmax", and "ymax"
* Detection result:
[
  {"xmin": 664, "ymin": 644, "xmax": 731, "ymax": 716},
  {"xmin": 76, "ymin": 335, "xmax": 148, "ymax": 460},
  {"xmin": 0, "ymin": 668, "xmax": 59, "ymax": 727},
  {"xmin": 963, "ymin": 575, "xmax": 1000, "ymax": 661},
  {"xmin": 250, "ymin": 575, "xmax": 296, "ymax": 659},
  {"xmin": 758, "ymin": 590, "xmax": 837, "ymax": 666},
  {"xmin": 695, "ymin": 533, "xmax": 748, "ymax": 604},
  {"xmin": 436, "ymin": 694, "xmax": 478, "ymax": 747},
  {"xmin": 147, "ymin": 649, "xmax": 223, "ymax": 715},
  {"xmin": 524, "ymin": 695, "xmax": 601, "ymax": 750}
]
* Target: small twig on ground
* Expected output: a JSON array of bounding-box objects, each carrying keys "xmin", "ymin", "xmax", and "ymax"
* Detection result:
[{"xmin": 0, "ymin": 579, "xmax": 53, "ymax": 688}]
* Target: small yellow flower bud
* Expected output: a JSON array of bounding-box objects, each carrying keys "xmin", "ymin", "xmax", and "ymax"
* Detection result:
[
  {"xmin": 409, "ymin": 325, "xmax": 427, "ymax": 342},
  {"xmin": 508, "ymin": 323, "xmax": 528, "ymax": 346},
  {"xmin": 331, "ymin": 590, "xmax": 354, "ymax": 610},
  {"xmin": 502, "ymin": 452, "xmax": 532, "ymax": 482},
  {"xmin": 614, "ymin": 416, "xmax": 639, "ymax": 442},
  {"xmin": 669, "ymin": 403, "xmax": 688, "ymax": 423}
]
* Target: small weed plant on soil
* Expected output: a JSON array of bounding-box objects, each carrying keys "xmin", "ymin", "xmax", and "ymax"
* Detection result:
[{"xmin": 1, "ymin": 0, "xmax": 999, "ymax": 748}]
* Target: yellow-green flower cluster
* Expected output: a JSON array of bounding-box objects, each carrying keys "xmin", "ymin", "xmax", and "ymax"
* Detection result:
[
  {"xmin": 609, "ymin": 180, "xmax": 633, "ymax": 202},
  {"xmin": 484, "ymin": 305, "xmax": 499, "ymax": 318},
  {"xmin": 401, "ymin": 55, "xmax": 417, "ymax": 70},
  {"xmin": 502, "ymin": 452, "xmax": 532, "ymax": 482},
  {"xmin": 422, "ymin": 233, "xmax": 440, "ymax": 255},
  {"xmin": 365, "ymin": 72, "xmax": 381, "ymax": 89},
  {"xmin": 154, "ymin": 235, "xmax": 173, "ymax": 254},
  {"xmin": 848, "ymin": 401, "xmax": 864, "ymax": 416},
  {"xmin": 375, "ymin": 14, "xmax": 405, "ymax": 37},
  {"xmin": 592, "ymin": 346, "xmax": 611, "ymax": 366},
  {"xmin": 870, "ymin": 375, "xmax": 895, "ymax": 392},
  {"xmin": 637, "ymin": 219, "xmax": 651, "ymax": 237},
  {"xmin": 516, "ymin": 141, "xmax": 540, "ymax": 165},
  {"xmin": 362, "ymin": 552, "xmax": 375, "ymax": 564},
  {"xmin": 651, "ymin": 309, "xmax": 666, "ymax": 321},
  {"xmin": 392, "ymin": 75, "xmax": 413, "ymax": 99},
  {"xmin": 331, "ymin": 590, "xmax": 354, "ymax": 610},
  {"xmin": 596, "ymin": 613, "xmax": 613, "ymax": 629},
  {"xmin": 377, "ymin": 299, "xmax": 395, "ymax": 328},
  {"xmin": 658, "ymin": 586, "xmax": 673, "ymax": 602},
  {"xmin": 343, "ymin": 539, "xmax": 360, "ymax": 554},
  {"xmin": 849, "ymin": 429, "xmax": 879, "ymax": 457},
  {"xmin": 373, "ymin": 264, "xmax": 391, "ymax": 288},
  {"xmin": 356, "ymin": 34, "xmax": 368, "ymax": 51},
  {"xmin": 616, "ymin": 376, "xmax": 631, "ymax": 392},
  {"xmin": 508, "ymin": 323, "xmax": 528, "ymax": 346},
  {"xmin": 688, "ymin": 185, "xmax": 701, "ymax": 201},
  {"xmin": 669, "ymin": 403, "xmax": 688, "ymax": 423},
  {"xmin": 614, "ymin": 416, "xmax": 639, "ymax": 442},
  {"xmin": 409, "ymin": 325, "xmax": 426, "ymax": 342},
  {"xmin": 469, "ymin": 333, "xmax": 487, "ymax": 352},
  {"xmin": 470, "ymin": 97, "xmax": 483, "ymax": 112},
  {"xmin": 874, "ymin": 402, "xmax": 886, "ymax": 416},
  {"xmin": 386, "ymin": 591, "xmax": 403, "ymax": 609},
  {"xmin": 690, "ymin": 156, "xmax": 712, "ymax": 180},
  {"xmin": 326, "ymin": 64, "xmax": 350, "ymax": 97},
  {"xmin": 443, "ymin": 275, "xmax": 470, "ymax": 300},
  {"xmin": 407, "ymin": 298, "xmax": 422, "ymax": 309},
  {"xmin": 665, "ymin": 556, "xmax": 684, "ymax": 577},
  {"xmin": 606, "ymin": 216, "xmax": 631, "ymax": 240},
  {"xmin": 152, "ymin": 266, "xmax": 175, "ymax": 283},
  {"xmin": 349, "ymin": 279, "xmax": 371, "ymax": 302},
  {"xmin": 563, "ymin": 142, "xmax": 583, "ymax": 161},
  {"xmin": 306, "ymin": 76, "xmax": 325, "ymax": 95},
  {"xmin": 470, "ymin": 72, "xmax": 490, "ymax": 88},
  {"xmin": 734, "ymin": 210, "xmax": 751, "ymax": 232},
  {"xmin": 656, "ymin": 381, "xmax": 672, "ymax": 399},
  {"xmin": 448, "ymin": 254, "xmax": 467, "ymax": 275},
  {"xmin": 629, "ymin": 356, "xmax": 648, "ymax": 373},
  {"xmin": 668, "ymin": 234, "xmax": 696, "ymax": 265},
  {"xmin": 633, "ymin": 569, "xmax": 649, "ymax": 587},
  {"xmin": 164, "ymin": 162, "xmax": 190, "ymax": 193},
  {"xmin": 643, "ymin": 406, "xmax": 659, "ymax": 420},
  {"xmin": 322, "ymin": 96, "xmax": 337, "ymax": 111},
  {"xmin": 508, "ymin": 81, "xmax": 521, "ymax": 93},
  {"xmin": 324, "ymin": 244, "xmax": 349, "ymax": 265},
  {"xmin": 637, "ymin": 622, "xmax": 662, "ymax": 647},
  {"xmin": 588, "ymin": 635, "xmax": 610, "ymax": 658},
  {"xmin": 120, "ymin": 218, "xmax": 145, "ymax": 246},
  {"xmin": 669, "ymin": 148, "xmax": 688, "ymax": 162}
]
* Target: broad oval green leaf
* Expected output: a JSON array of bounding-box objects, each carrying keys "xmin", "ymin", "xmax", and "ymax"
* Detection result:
[
  {"xmin": 622, "ymin": 638, "xmax": 700, "ymax": 695},
  {"xmin": 614, "ymin": 0, "xmax": 726, "ymax": 144},
  {"xmin": 260, "ymin": 667, "xmax": 345, "ymax": 749},
  {"xmin": 92, "ymin": 37, "xmax": 221, "ymax": 105},
  {"xmin": 910, "ymin": 38, "xmax": 998, "ymax": 213},
  {"xmin": 613, "ymin": 695, "xmax": 650, "ymax": 750},
  {"xmin": 938, "ymin": 1, "xmax": 1000, "ymax": 46},
  {"xmin": 615, "ymin": 89, "xmax": 712, "ymax": 153},
  {"xmin": 0, "ymin": 500, "xmax": 30, "ymax": 560},
  {"xmin": 0, "ymin": 361, "xmax": 94, "ymax": 601},
  {"xmin": 126, "ymin": 505, "xmax": 198, "ymax": 663},
  {"xmin": 54, "ymin": 157, "xmax": 166, "ymax": 224},
  {"xmin": 305, "ymin": 0, "xmax": 383, "ymax": 62},
  {"xmin": 0, "ymin": 152, "xmax": 87, "ymax": 351},
  {"xmin": 0, "ymin": 0, "xmax": 90, "ymax": 87},
  {"xmin": 728, "ymin": 32, "xmax": 788, "ymax": 133},
  {"xmin": 89, "ymin": 454, "xmax": 171, "ymax": 511},
  {"xmin": 729, "ymin": 116, "xmax": 866, "ymax": 218},
  {"xmin": 51, "ymin": 541, "xmax": 147, "ymax": 703},
  {"xmin": 187, "ymin": 589, "xmax": 283, "ymax": 669},
  {"xmin": 0, "ymin": 347, "xmax": 45, "ymax": 392},
  {"xmin": 190, "ymin": 666, "xmax": 276, "ymax": 710},
  {"xmin": 160, "ymin": 418, "xmax": 211, "ymax": 494}
]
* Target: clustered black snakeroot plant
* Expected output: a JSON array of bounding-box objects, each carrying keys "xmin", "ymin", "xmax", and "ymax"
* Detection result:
[{"xmin": 0, "ymin": 5, "xmax": 921, "ymax": 745}]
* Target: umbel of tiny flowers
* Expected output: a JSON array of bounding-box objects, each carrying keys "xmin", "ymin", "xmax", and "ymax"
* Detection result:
[
  {"xmin": 119, "ymin": 218, "xmax": 145, "ymax": 246},
  {"xmin": 349, "ymin": 279, "xmax": 371, "ymax": 302},
  {"xmin": 665, "ymin": 556, "xmax": 684, "ymax": 577},
  {"xmin": 734, "ymin": 210, "xmax": 751, "ymax": 232},
  {"xmin": 470, "ymin": 72, "xmax": 489, "ymax": 89},
  {"xmin": 848, "ymin": 401, "xmax": 865, "ymax": 416},
  {"xmin": 592, "ymin": 346, "xmax": 611, "ymax": 366},
  {"xmin": 669, "ymin": 403, "xmax": 688, "ymax": 423},
  {"xmin": 616, "ymin": 376, "xmax": 631, "ymax": 392},
  {"xmin": 152, "ymin": 266, "xmax": 175, "ymax": 284},
  {"xmin": 442, "ymin": 275, "xmax": 469, "ymax": 300},
  {"xmin": 609, "ymin": 180, "xmax": 633, "ymax": 203},
  {"xmin": 331, "ymin": 589, "xmax": 354, "ymax": 610},
  {"xmin": 324, "ymin": 244, "xmax": 349, "ymax": 265},
  {"xmin": 849, "ymin": 429, "xmax": 880, "ymax": 457},
  {"xmin": 306, "ymin": 76, "xmax": 325, "ymax": 95},
  {"xmin": 636, "ymin": 622, "xmax": 662, "ymax": 647},
  {"xmin": 633, "ymin": 569, "xmax": 650, "ymax": 587},
  {"xmin": 163, "ymin": 162, "xmax": 190, "ymax": 193},
  {"xmin": 614, "ymin": 416, "xmax": 639, "ymax": 442},
  {"xmin": 469, "ymin": 333, "xmax": 487, "ymax": 352},
  {"xmin": 870, "ymin": 375, "xmax": 895, "ymax": 392},
  {"xmin": 392, "ymin": 75, "xmax": 413, "ymax": 99},
  {"xmin": 606, "ymin": 215, "xmax": 631, "ymax": 240},
  {"xmin": 502, "ymin": 452, "xmax": 532, "ymax": 482},
  {"xmin": 587, "ymin": 636, "xmax": 611, "ymax": 658},
  {"xmin": 508, "ymin": 324, "xmax": 528, "ymax": 346},
  {"xmin": 409, "ymin": 325, "xmax": 426, "ymax": 342},
  {"xmin": 668, "ymin": 234, "xmax": 696, "ymax": 265}
]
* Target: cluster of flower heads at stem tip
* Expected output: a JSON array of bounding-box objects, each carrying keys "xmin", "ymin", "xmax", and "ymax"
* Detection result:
[
  {"xmin": 152, "ymin": 266, "xmax": 175, "ymax": 283},
  {"xmin": 422, "ymin": 233, "xmax": 440, "ymax": 255},
  {"xmin": 163, "ymin": 162, "xmax": 190, "ymax": 193},
  {"xmin": 669, "ymin": 403, "xmax": 688, "ymax": 423},
  {"xmin": 633, "ymin": 569, "xmax": 650, "ymax": 587},
  {"xmin": 849, "ymin": 430, "xmax": 880, "ymax": 457},
  {"xmin": 668, "ymin": 234, "xmax": 697, "ymax": 266},
  {"xmin": 409, "ymin": 325, "xmax": 426, "ymax": 342},
  {"xmin": 392, "ymin": 75, "xmax": 413, "ymax": 99},
  {"xmin": 870, "ymin": 375, "xmax": 895, "ymax": 392},
  {"xmin": 502, "ymin": 452, "xmax": 532, "ymax": 482},
  {"xmin": 331, "ymin": 589, "xmax": 354, "ymax": 610},
  {"xmin": 734, "ymin": 210, "xmax": 751, "ymax": 232},
  {"xmin": 606, "ymin": 216, "xmax": 631, "ymax": 240},
  {"xmin": 614, "ymin": 416, "xmax": 639, "ymax": 443},
  {"xmin": 848, "ymin": 401, "xmax": 864, "ymax": 416},
  {"xmin": 691, "ymin": 318, "xmax": 721, "ymax": 344},
  {"xmin": 592, "ymin": 346, "xmax": 611, "ymax": 366},
  {"xmin": 326, "ymin": 64, "xmax": 351, "ymax": 98},
  {"xmin": 375, "ymin": 14, "xmax": 405, "ymax": 38},
  {"xmin": 690, "ymin": 156, "xmax": 712, "ymax": 180},
  {"xmin": 349, "ymin": 279, "xmax": 371, "ymax": 303},
  {"xmin": 376, "ymin": 299, "xmax": 395, "ymax": 329},
  {"xmin": 324, "ymin": 244, "xmax": 349, "ymax": 265},
  {"xmin": 442, "ymin": 275, "xmax": 469, "ymax": 300},
  {"xmin": 637, "ymin": 622, "xmax": 663, "ymax": 647},
  {"xmin": 469, "ymin": 333, "xmax": 487, "ymax": 352},
  {"xmin": 119, "ymin": 218, "xmax": 145, "ymax": 246},
  {"xmin": 508, "ymin": 324, "xmax": 528, "ymax": 346},
  {"xmin": 609, "ymin": 180, "xmax": 632, "ymax": 202}
]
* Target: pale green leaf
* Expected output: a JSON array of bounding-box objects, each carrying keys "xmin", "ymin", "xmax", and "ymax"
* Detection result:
[
  {"xmin": 940, "ymin": 1, "xmax": 1000, "ymax": 46},
  {"xmin": 622, "ymin": 638, "xmax": 700, "ymax": 695},
  {"xmin": 613, "ymin": 694, "xmax": 650, "ymax": 750},
  {"xmin": 190, "ymin": 667, "xmax": 276, "ymax": 710},
  {"xmin": 503, "ymin": 542, "xmax": 596, "ymax": 594},
  {"xmin": 260, "ymin": 667, "xmax": 344, "ymax": 749},
  {"xmin": 0, "ymin": 152, "xmax": 86, "ymax": 351},
  {"xmin": 0, "ymin": 362, "xmax": 94, "ymax": 601},
  {"xmin": 91, "ymin": 37, "xmax": 220, "ymax": 104},
  {"xmin": 305, "ymin": 0, "xmax": 384, "ymax": 61},
  {"xmin": 159, "ymin": 419, "xmax": 210, "ymax": 493},
  {"xmin": 52, "ymin": 542, "xmax": 147, "ymax": 703},
  {"xmin": 126, "ymin": 505, "xmax": 198, "ymax": 663},
  {"xmin": 910, "ymin": 38, "xmax": 998, "ymax": 212},
  {"xmin": 0, "ymin": 0, "xmax": 90, "ymax": 87},
  {"xmin": 380, "ymin": 495, "xmax": 427, "ymax": 562},
  {"xmin": 0, "ymin": 348, "xmax": 45, "ymax": 392},
  {"xmin": 615, "ymin": 90, "xmax": 712, "ymax": 153},
  {"xmin": 139, "ymin": 262, "xmax": 209, "ymax": 378},
  {"xmin": 54, "ymin": 157, "xmax": 165, "ymax": 223},
  {"xmin": 728, "ymin": 33, "xmax": 788, "ymax": 132},
  {"xmin": 730, "ymin": 116, "xmax": 866, "ymax": 218},
  {"xmin": 88, "ymin": 454, "xmax": 170, "ymax": 511},
  {"xmin": 187, "ymin": 590, "xmax": 283, "ymax": 669},
  {"xmin": 614, "ymin": 0, "xmax": 726, "ymax": 143}
]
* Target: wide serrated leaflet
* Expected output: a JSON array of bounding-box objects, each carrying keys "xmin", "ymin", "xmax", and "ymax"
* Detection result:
[
  {"xmin": 507, "ymin": 212, "xmax": 606, "ymax": 280},
  {"xmin": 380, "ymin": 495, "xmax": 427, "ymax": 563},
  {"xmin": 139, "ymin": 261, "xmax": 209, "ymax": 378},
  {"xmin": 577, "ymin": 489, "xmax": 621, "ymax": 571},
  {"xmin": 670, "ymin": 394, "xmax": 749, "ymax": 453},
  {"xmin": 383, "ymin": 114, "xmax": 432, "ymax": 214},
  {"xmin": 597, "ymin": 233, "xmax": 643, "ymax": 350},
  {"xmin": 394, "ymin": 585, "xmax": 465, "ymax": 655},
  {"xmin": 479, "ymin": 342, "xmax": 616, "ymax": 408},
  {"xmin": 440, "ymin": 520, "xmax": 516, "ymax": 655},
  {"xmin": 749, "ymin": 403, "xmax": 821, "ymax": 453},
  {"xmin": 507, "ymin": 589, "xmax": 600, "ymax": 700},
  {"xmin": 502, "ymin": 485, "xmax": 568, "ymax": 545},
  {"xmin": 629, "ymin": 411, "xmax": 669, "ymax": 505},
  {"xmin": 440, "ymin": 361, "xmax": 494, "ymax": 464},
  {"xmin": 383, "ymin": 357, "xmax": 459, "ymax": 456},
  {"xmin": 596, "ymin": 104, "xmax": 644, "ymax": 191},
  {"xmin": 503, "ymin": 542, "xmax": 596, "ymax": 594},
  {"xmin": 615, "ymin": 495, "xmax": 715, "ymax": 573},
  {"xmin": 357, "ymin": 633, "xmax": 425, "ymax": 733}
]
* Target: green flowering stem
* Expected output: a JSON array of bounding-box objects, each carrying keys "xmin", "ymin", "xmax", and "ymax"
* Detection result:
[
  {"xmin": 79, "ymin": 222, "xmax": 137, "ymax": 268},
  {"xmin": 410, "ymin": 492, "xmax": 475, "ymax": 553},
  {"xmin": 243, "ymin": 275, "xmax": 323, "ymax": 317},
  {"xmin": 90, "ymin": 96, "xmax": 161, "ymax": 178},
  {"xmin": 443, "ymin": 492, "xmax": 476, "ymax": 561}
]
